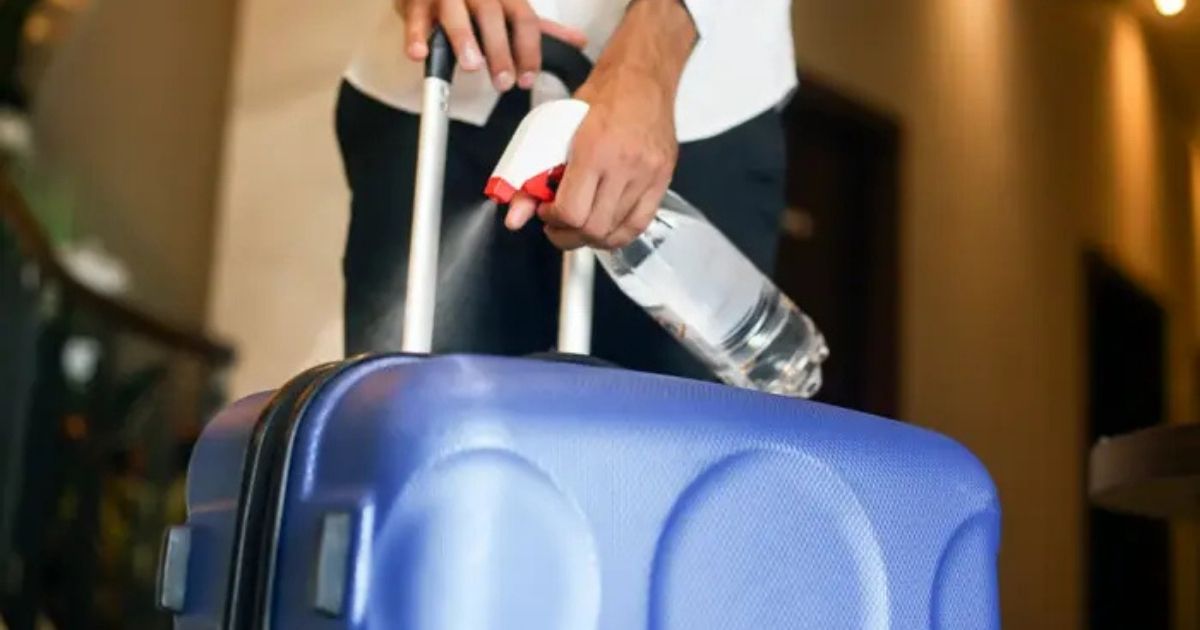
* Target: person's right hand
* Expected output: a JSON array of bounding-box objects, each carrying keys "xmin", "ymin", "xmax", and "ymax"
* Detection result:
[{"xmin": 397, "ymin": 0, "xmax": 588, "ymax": 93}]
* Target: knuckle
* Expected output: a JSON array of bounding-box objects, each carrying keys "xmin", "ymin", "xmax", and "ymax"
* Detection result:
[
  {"xmin": 510, "ymin": 5, "xmax": 538, "ymax": 26},
  {"xmin": 558, "ymin": 204, "xmax": 588, "ymax": 229},
  {"xmin": 447, "ymin": 26, "xmax": 473, "ymax": 41},
  {"xmin": 583, "ymin": 224, "xmax": 608, "ymax": 242},
  {"xmin": 639, "ymin": 149, "xmax": 664, "ymax": 172},
  {"xmin": 617, "ymin": 146, "xmax": 639, "ymax": 167},
  {"xmin": 516, "ymin": 13, "xmax": 538, "ymax": 30},
  {"xmin": 517, "ymin": 43, "xmax": 540, "ymax": 68},
  {"xmin": 572, "ymin": 148, "xmax": 601, "ymax": 172},
  {"xmin": 594, "ymin": 142, "xmax": 621, "ymax": 167},
  {"xmin": 518, "ymin": 54, "xmax": 540, "ymax": 73},
  {"xmin": 565, "ymin": 214, "xmax": 589, "ymax": 231},
  {"xmin": 604, "ymin": 231, "xmax": 632, "ymax": 250}
]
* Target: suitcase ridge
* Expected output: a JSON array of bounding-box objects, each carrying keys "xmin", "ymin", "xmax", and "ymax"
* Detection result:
[{"xmin": 224, "ymin": 362, "xmax": 341, "ymax": 629}]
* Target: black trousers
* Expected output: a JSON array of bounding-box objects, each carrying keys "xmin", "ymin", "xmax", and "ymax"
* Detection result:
[{"xmin": 336, "ymin": 81, "xmax": 786, "ymax": 380}]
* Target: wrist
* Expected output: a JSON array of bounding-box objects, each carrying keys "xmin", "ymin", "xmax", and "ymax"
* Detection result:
[
  {"xmin": 588, "ymin": 0, "xmax": 697, "ymax": 99},
  {"xmin": 628, "ymin": 0, "xmax": 699, "ymax": 47}
]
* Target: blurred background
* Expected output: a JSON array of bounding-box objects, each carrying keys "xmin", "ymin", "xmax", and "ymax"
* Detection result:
[{"xmin": 0, "ymin": 0, "xmax": 1198, "ymax": 628}]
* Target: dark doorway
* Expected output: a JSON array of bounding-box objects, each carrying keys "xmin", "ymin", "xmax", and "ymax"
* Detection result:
[
  {"xmin": 1085, "ymin": 252, "xmax": 1170, "ymax": 629},
  {"xmin": 776, "ymin": 73, "xmax": 901, "ymax": 417}
]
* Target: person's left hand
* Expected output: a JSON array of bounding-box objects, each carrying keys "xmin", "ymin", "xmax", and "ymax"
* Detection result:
[{"xmin": 502, "ymin": 0, "xmax": 695, "ymax": 250}]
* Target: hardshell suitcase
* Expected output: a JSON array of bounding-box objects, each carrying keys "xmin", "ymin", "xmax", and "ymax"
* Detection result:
[{"xmin": 159, "ymin": 31, "xmax": 1001, "ymax": 630}]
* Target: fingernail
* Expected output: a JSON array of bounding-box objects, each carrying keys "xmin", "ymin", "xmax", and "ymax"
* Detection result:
[
  {"xmin": 407, "ymin": 42, "xmax": 428, "ymax": 60},
  {"xmin": 518, "ymin": 72, "xmax": 537, "ymax": 89},
  {"xmin": 493, "ymin": 71, "xmax": 514, "ymax": 92},
  {"xmin": 460, "ymin": 44, "xmax": 482, "ymax": 70}
]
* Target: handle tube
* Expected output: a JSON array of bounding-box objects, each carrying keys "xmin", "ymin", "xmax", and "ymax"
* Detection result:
[
  {"xmin": 557, "ymin": 249, "xmax": 595, "ymax": 355},
  {"xmin": 536, "ymin": 35, "xmax": 595, "ymax": 354},
  {"xmin": 424, "ymin": 28, "xmax": 456, "ymax": 81},
  {"xmin": 401, "ymin": 29, "xmax": 455, "ymax": 353}
]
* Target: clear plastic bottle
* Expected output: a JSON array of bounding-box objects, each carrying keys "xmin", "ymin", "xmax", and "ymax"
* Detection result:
[{"xmin": 596, "ymin": 191, "xmax": 829, "ymax": 398}]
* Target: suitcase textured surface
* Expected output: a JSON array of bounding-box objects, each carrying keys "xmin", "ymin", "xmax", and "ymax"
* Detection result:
[{"xmin": 171, "ymin": 354, "xmax": 1000, "ymax": 629}]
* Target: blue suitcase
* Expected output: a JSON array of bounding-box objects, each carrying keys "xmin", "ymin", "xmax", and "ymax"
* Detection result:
[
  {"xmin": 162, "ymin": 355, "xmax": 999, "ymax": 629},
  {"xmin": 158, "ymin": 32, "xmax": 1001, "ymax": 629}
]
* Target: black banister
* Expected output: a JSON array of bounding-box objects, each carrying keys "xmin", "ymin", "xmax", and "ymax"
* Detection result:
[{"xmin": 0, "ymin": 173, "xmax": 234, "ymax": 366}]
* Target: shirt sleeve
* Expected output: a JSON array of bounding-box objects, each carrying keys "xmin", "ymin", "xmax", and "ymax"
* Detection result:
[{"xmin": 679, "ymin": 0, "xmax": 719, "ymax": 37}]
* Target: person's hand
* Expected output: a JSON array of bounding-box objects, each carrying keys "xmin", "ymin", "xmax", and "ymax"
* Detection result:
[
  {"xmin": 503, "ymin": 69, "xmax": 677, "ymax": 250},
  {"xmin": 502, "ymin": 0, "xmax": 697, "ymax": 250},
  {"xmin": 397, "ymin": 0, "xmax": 587, "ymax": 92}
]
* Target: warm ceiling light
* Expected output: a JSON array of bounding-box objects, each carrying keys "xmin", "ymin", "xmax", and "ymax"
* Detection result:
[
  {"xmin": 23, "ymin": 13, "xmax": 52, "ymax": 45},
  {"xmin": 1155, "ymin": 0, "xmax": 1186, "ymax": 17}
]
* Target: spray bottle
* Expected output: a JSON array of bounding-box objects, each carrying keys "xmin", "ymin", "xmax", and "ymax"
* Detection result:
[{"xmin": 486, "ymin": 100, "xmax": 829, "ymax": 398}]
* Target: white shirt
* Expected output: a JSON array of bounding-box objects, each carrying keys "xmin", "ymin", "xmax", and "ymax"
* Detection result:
[{"xmin": 344, "ymin": 0, "xmax": 796, "ymax": 142}]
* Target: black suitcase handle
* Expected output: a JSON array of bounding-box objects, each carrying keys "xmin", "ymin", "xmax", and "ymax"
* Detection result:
[{"xmin": 425, "ymin": 26, "xmax": 594, "ymax": 94}]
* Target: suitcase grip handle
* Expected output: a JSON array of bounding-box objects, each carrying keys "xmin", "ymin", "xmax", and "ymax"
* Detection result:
[
  {"xmin": 425, "ymin": 27, "xmax": 456, "ymax": 81},
  {"xmin": 424, "ymin": 26, "xmax": 594, "ymax": 93},
  {"xmin": 539, "ymin": 34, "xmax": 593, "ymax": 94}
]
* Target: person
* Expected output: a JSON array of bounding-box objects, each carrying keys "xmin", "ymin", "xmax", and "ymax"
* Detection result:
[{"xmin": 338, "ymin": 0, "xmax": 795, "ymax": 379}]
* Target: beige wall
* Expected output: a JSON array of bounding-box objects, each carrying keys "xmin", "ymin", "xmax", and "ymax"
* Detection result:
[
  {"xmin": 206, "ymin": 0, "xmax": 381, "ymax": 395},
  {"xmin": 793, "ymin": 1, "xmax": 1197, "ymax": 627},
  {"xmin": 32, "ymin": 0, "xmax": 238, "ymax": 327},
  {"xmin": 207, "ymin": 0, "xmax": 1198, "ymax": 627}
]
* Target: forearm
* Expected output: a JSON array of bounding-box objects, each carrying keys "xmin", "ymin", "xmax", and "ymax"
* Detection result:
[
  {"xmin": 585, "ymin": 0, "xmax": 698, "ymax": 99},
  {"xmin": 522, "ymin": 0, "xmax": 698, "ymax": 250}
]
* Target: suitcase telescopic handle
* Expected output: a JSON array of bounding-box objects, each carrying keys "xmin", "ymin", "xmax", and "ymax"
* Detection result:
[
  {"xmin": 423, "ymin": 27, "xmax": 593, "ymax": 92},
  {"xmin": 402, "ymin": 26, "xmax": 597, "ymax": 355},
  {"xmin": 534, "ymin": 35, "xmax": 596, "ymax": 356}
]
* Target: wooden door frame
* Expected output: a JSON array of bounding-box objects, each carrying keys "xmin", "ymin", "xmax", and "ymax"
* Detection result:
[{"xmin": 783, "ymin": 69, "xmax": 903, "ymax": 417}]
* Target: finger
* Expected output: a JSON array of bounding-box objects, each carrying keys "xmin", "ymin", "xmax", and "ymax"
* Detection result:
[
  {"xmin": 580, "ymin": 175, "xmax": 627, "ymax": 246},
  {"xmin": 440, "ymin": 0, "xmax": 483, "ymax": 71},
  {"xmin": 605, "ymin": 187, "xmax": 660, "ymax": 249},
  {"xmin": 635, "ymin": 179, "xmax": 668, "ymax": 232},
  {"xmin": 538, "ymin": 204, "xmax": 567, "ymax": 228},
  {"xmin": 504, "ymin": 193, "xmax": 538, "ymax": 230},
  {"xmin": 545, "ymin": 225, "xmax": 586, "ymax": 250},
  {"xmin": 470, "ymin": 0, "xmax": 515, "ymax": 91},
  {"xmin": 401, "ymin": 0, "xmax": 433, "ymax": 60},
  {"xmin": 535, "ymin": 201, "xmax": 554, "ymax": 223},
  {"xmin": 545, "ymin": 162, "xmax": 598, "ymax": 230},
  {"xmin": 602, "ymin": 224, "xmax": 639, "ymax": 250},
  {"xmin": 506, "ymin": 3, "xmax": 541, "ymax": 88},
  {"xmin": 603, "ymin": 176, "xmax": 646, "ymax": 240},
  {"xmin": 539, "ymin": 18, "xmax": 588, "ymax": 49}
]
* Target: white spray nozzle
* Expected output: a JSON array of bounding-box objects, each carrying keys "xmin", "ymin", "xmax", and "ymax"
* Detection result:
[{"xmin": 485, "ymin": 99, "xmax": 590, "ymax": 204}]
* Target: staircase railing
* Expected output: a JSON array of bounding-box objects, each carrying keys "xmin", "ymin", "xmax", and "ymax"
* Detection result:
[{"xmin": 0, "ymin": 168, "xmax": 233, "ymax": 630}]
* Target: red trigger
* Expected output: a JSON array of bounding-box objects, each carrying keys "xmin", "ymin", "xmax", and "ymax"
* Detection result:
[
  {"xmin": 484, "ymin": 176, "xmax": 517, "ymax": 204},
  {"xmin": 520, "ymin": 164, "xmax": 567, "ymax": 203}
]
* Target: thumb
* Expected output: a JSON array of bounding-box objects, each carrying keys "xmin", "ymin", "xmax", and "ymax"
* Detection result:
[{"xmin": 504, "ymin": 192, "xmax": 539, "ymax": 231}]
